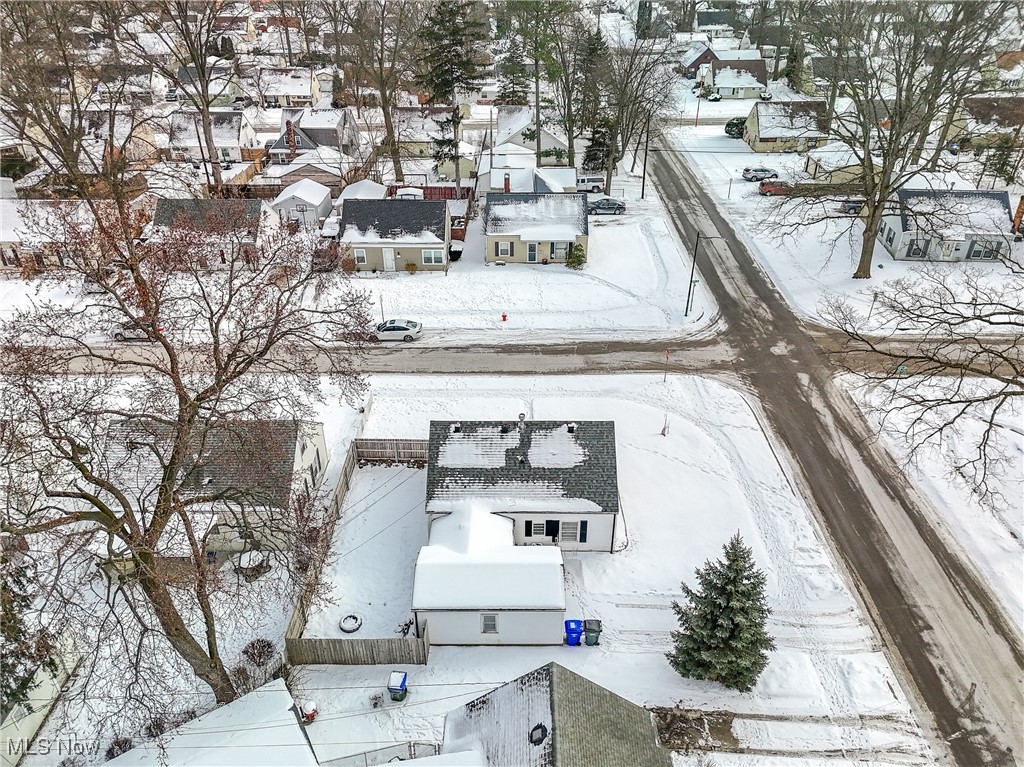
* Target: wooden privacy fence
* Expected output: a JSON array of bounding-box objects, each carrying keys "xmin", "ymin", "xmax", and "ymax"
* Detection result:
[
  {"xmin": 325, "ymin": 741, "xmax": 440, "ymax": 767},
  {"xmin": 284, "ymin": 432, "xmax": 430, "ymax": 666},
  {"xmin": 354, "ymin": 438, "xmax": 428, "ymax": 463},
  {"xmin": 285, "ymin": 636, "xmax": 427, "ymax": 666}
]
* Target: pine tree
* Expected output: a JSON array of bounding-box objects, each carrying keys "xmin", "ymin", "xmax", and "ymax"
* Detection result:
[
  {"xmin": 666, "ymin": 533, "xmax": 775, "ymax": 692},
  {"xmin": 497, "ymin": 36, "xmax": 530, "ymax": 106},
  {"xmin": 582, "ymin": 120, "xmax": 611, "ymax": 172},
  {"xmin": 415, "ymin": 0, "xmax": 488, "ymax": 190},
  {"xmin": 1, "ymin": 546, "xmax": 57, "ymax": 717}
]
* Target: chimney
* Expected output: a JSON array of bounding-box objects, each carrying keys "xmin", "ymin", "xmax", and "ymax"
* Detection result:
[
  {"xmin": 567, "ymin": 422, "xmax": 576, "ymax": 434},
  {"xmin": 453, "ymin": 422, "xmax": 461, "ymax": 433},
  {"xmin": 503, "ymin": 173, "xmax": 510, "ymax": 193},
  {"xmin": 518, "ymin": 413, "xmax": 526, "ymax": 431}
]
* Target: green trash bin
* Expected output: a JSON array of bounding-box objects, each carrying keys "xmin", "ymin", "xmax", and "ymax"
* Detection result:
[{"xmin": 584, "ymin": 619, "xmax": 602, "ymax": 646}]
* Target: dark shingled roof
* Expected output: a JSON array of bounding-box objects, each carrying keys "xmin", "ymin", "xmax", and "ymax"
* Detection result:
[
  {"xmin": 696, "ymin": 9, "xmax": 730, "ymax": 27},
  {"xmin": 894, "ymin": 188, "xmax": 1012, "ymax": 235},
  {"xmin": 712, "ymin": 58, "xmax": 768, "ymax": 86},
  {"xmin": 426, "ymin": 420, "xmax": 618, "ymax": 515},
  {"xmin": 106, "ymin": 419, "xmax": 304, "ymax": 510},
  {"xmin": 443, "ymin": 662, "xmax": 673, "ymax": 767},
  {"xmin": 338, "ymin": 199, "xmax": 447, "ymax": 241},
  {"xmin": 152, "ymin": 198, "xmax": 264, "ymax": 232}
]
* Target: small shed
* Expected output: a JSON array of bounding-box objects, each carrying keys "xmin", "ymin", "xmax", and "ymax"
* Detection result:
[{"xmin": 271, "ymin": 178, "xmax": 332, "ymax": 229}]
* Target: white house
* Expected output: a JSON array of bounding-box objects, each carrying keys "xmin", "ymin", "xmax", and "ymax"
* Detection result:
[
  {"xmin": 707, "ymin": 60, "xmax": 768, "ymax": 99},
  {"xmin": 494, "ymin": 106, "xmax": 570, "ymax": 166},
  {"xmin": 412, "ymin": 503, "xmax": 566, "ymax": 646},
  {"xmin": 257, "ymin": 67, "xmax": 321, "ymax": 108},
  {"xmin": 425, "ymin": 420, "xmax": 620, "ymax": 552},
  {"xmin": 106, "ymin": 679, "xmax": 317, "ymax": 766},
  {"xmin": 271, "ymin": 178, "xmax": 333, "ymax": 228},
  {"xmin": 167, "ymin": 109, "xmax": 258, "ymax": 163},
  {"xmin": 877, "ymin": 188, "xmax": 1013, "ymax": 262}
]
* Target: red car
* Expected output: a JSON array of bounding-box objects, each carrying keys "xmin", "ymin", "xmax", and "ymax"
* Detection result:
[{"xmin": 758, "ymin": 179, "xmax": 793, "ymax": 196}]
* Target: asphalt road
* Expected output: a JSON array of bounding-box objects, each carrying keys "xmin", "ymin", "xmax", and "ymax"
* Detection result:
[{"xmin": 648, "ymin": 142, "xmax": 1023, "ymax": 767}]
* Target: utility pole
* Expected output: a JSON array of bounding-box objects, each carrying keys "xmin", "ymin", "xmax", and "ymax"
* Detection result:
[
  {"xmin": 685, "ymin": 232, "xmax": 723, "ymax": 316},
  {"xmin": 640, "ymin": 111, "xmax": 652, "ymax": 199}
]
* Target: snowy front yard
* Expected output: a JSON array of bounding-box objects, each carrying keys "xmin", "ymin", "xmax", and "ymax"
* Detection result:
[
  {"xmin": 292, "ymin": 374, "xmax": 935, "ymax": 766},
  {"xmin": 666, "ymin": 125, "xmax": 1022, "ymax": 328}
]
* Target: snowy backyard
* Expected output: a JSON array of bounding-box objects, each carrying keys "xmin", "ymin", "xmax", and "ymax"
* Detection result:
[{"xmin": 292, "ymin": 374, "xmax": 935, "ymax": 766}]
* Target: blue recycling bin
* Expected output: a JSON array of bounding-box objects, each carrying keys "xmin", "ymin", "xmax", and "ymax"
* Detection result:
[
  {"xmin": 387, "ymin": 670, "xmax": 408, "ymax": 701},
  {"xmin": 565, "ymin": 619, "xmax": 584, "ymax": 647}
]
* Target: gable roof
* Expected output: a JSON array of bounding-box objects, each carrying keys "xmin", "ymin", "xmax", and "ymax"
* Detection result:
[
  {"xmin": 152, "ymin": 198, "xmax": 265, "ymax": 233},
  {"xmin": 681, "ymin": 42, "xmax": 715, "ymax": 68},
  {"xmin": 105, "ymin": 419, "xmax": 304, "ymax": 511},
  {"xmin": 273, "ymin": 178, "xmax": 331, "ymax": 207},
  {"xmin": 338, "ymin": 199, "xmax": 447, "ymax": 243},
  {"xmin": 107, "ymin": 679, "xmax": 317, "ymax": 766},
  {"xmin": 753, "ymin": 100, "xmax": 828, "ymax": 138},
  {"xmin": 169, "ymin": 110, "xmax": 246, "ymax": 148},
  {"xmin": 712, "ymin": 60, "xmax": 767, "ymax": 87},
  {"xmin": 893, "ymin": 189, "xmax": 1013, "ymax": 238},
  {"xmin": 425, "ymin": 420, "xmax": 617, "ymax": 515},
  {"xmin": 413, "ymin": 502, "xmax": 565, "ymax": 611},
  {"xmin": 442, "ymin": 663, "xmax": 672, "ymax": 767},
  {"xmin": 483, "ymin": 193, "xmax": 588, "ymax": 239}
]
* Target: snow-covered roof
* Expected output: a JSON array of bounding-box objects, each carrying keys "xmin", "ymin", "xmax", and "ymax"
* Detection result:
[
  {"xmin": 681, "ymin": 42, "xmax": 712, "ymax": 68},
  {"xmin": 443, "ymin": 663, "xmax": 673, "ymax": 767},
  {"xmin": 483, "ymin": 193, "xmax": 588, "ymax": 239},
  {"xmin": 717, "ymin": 49, "xmax": 763, "ymax": 61},
  {"xmin": 426, "ymin": 420, "xmax": 618, "ymax": 516},
  {"xmin": 895, "ymin": 189, "xmax": 1013, "ymax": 239},
  {"xmin": 533, "ymin": 167, "xmax": 578, "ymax": 193},
  {"xmin": 754, "ymin": 100, "xmax": 828, "ymax": 138},
  {"xmin": 259, "ymin": 67, "xmax": 314, "ymax": 97},
  {"xmin": 338, "ymin": 199, "xmax": 447, "ymax": 244},
  {"xmin": 339, "ymin": 178, "xmax": 388, "ymax": 199},
  {"xmin": 494, "ymin": 106, "xmax": 534, "ymax": 147},
  {"xmin": 107, "ymin": 679, "xmax": 317, "ymax": 766},
  {"xmin": 169, "ymin": 110, "xmax": 248, "ymax": 148},
  {"xmin": 806, "ymin": 141, "xmax": 872, "ymax": 171},
  {"xmin": 412, "ymin": 502, "xmax": 565, "ymax": 611},
  {"xmin": 713, "ymin": 66, "xmax": 764, "ymax": 89},
  {"xmin": 273, "ymin": 178, "xmax": 331, "ymax": 207}
]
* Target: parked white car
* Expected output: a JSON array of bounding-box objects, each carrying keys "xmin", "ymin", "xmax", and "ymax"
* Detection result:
[{"xmin": 375, "ymin": 319, "xmax": 423, "ymax": 342}]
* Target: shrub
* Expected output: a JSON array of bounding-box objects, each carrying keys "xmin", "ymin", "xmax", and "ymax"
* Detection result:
[
  {"xmin": 565, "ymin": 243, "xmax": 587, "ymax": 270},
  {"xmin": 340, "ymin": 256, "xmax": 356, "ymax": 273},
  {"xmin": 243, "ymin": 637, "xmax": 276, "ymax": 667},
  {"xmin": 144, "ymin": 716, "xmax": 168, "ymax": 738},
  {"xmin": 105, "ymin": 737, "xmax": 133, "ymax": 761},
  {"xmin": 404, "ymin": 260, "xmax": 418, "ymax": 274}
]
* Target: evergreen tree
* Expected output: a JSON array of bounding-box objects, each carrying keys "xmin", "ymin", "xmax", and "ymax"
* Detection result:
[
  {"xmin": 497, "ymin": 36, "xmax": 530, "ymax": 106},
  {"xmin": 416, "ymin": 0, "xmax": 488, "ymax": 190},
  {"xmin": 666, "ymin": 533, "xmax": 775, "ymax": 692},
  {"xmin": 1, "ymin": 546, "xmax": 57, "ymax": 717},
  {"xmin": 582, "ymin": 120, "xmax": 611, "ymax": 172}
]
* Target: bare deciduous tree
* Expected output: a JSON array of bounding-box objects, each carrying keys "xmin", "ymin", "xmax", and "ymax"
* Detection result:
[
  {"xmin": 821, "ymin": 249, "xmax": 1023, "ymax": 505},
  {"xmin": 789, "ymin": 1, "xmax": 1019, "ymax": 278},
  {"xmin": 0, "ymin": 199, "xmax": 371, "ymax": 706}
]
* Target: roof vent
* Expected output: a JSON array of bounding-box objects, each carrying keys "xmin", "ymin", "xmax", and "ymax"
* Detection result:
[
  {"xmin": 453, "ymin": 423, "xmax": 461, "ymax": 433},
  {"xmin": 518, "ymin": 413, "xmax": 526, "ymax": 430},
  {"xmin": 202, "ymin": 477, "xmax": 214, "ymax": 486},
  {"xmin": 567, "ymin": 422, "xmax": 577, "ymax": 434},
  {"xmin": 529, "ymin": 723, "xmax": 548, "ymax": 746},
  {"xmin": 517, "ymin": 455, "xmax": 525, "ymax": 465},
  {"xmin": 500, "ymin": 424, "xmax": 510, "ymax": 434}
]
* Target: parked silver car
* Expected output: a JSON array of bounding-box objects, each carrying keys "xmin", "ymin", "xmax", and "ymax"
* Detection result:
[
  {"xmin": 375, "ymin": 319, "xmax": 423, "ymax": 342},
  {"xmin": 742, "ymin": 167, "xmax": 779, "ymax": 181}
]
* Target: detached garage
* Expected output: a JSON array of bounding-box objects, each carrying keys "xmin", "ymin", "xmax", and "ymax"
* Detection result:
[{"xmin": 412, "ymin": 503, "xmax": 566, "ymax": 646}]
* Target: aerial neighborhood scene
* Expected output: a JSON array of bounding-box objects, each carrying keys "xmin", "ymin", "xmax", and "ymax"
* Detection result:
[{"xmin": 1, "ymin": 1, "xmax": 1023, "ymax": 766}]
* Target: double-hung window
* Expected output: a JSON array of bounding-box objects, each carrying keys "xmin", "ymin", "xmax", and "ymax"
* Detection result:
[
  {"xmin": 354, "ymin": 249, "xmax": 367, "ymax": 265},
  {"xmin": 497, "ymin": 241, "xmax": 511, "ymax": 258},
  {"xmin": 481, "ymin": 614, "xmax": 498, "ymax": 633},
  {"xmin": 422, "ymin": 249, "xmax": 444, "ymax": 265}
]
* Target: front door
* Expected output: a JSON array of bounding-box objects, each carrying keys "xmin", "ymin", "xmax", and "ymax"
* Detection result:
[
  {"xmin": 545, "ymin": 519, "xmax": 560, "ymax": 542},
  {"xmin": 382, "ymin": 247, "xmax": 396, "ymax": 272},
  {"xmin": 527, "ymin": 243, "xmax": 537, "ymax": 262}
]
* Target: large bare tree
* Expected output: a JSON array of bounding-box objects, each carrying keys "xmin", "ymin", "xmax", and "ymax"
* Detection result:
[
  {"xmin": 338, "ymin": 0, "xmax": 426, "ymax": 183},
  {"xmin": 821, "ymin": 248, "xmax": 1023, "ymax": 506},
  {"xmin": 0, "ymin": 198, "xmax": 371, "ymax": 707},
  {"xmin": 788, "ymin": 0, "xmax": 1019, "ymax": 279}
]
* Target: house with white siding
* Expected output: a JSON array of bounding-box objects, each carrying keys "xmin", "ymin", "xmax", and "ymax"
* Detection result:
[
  {"xmin": 412, "ymin": 503, "xmax": 566, "ymax": 646},
  {"xmin": 271, "ymin": 178, "xmax": 333, "ymax": 229}
]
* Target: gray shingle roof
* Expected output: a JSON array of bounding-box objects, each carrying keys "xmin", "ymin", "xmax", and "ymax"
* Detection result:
[
  {"xmin": 338, "ymin": 199, "xmax": 447, "ymax": 241},
  {"xmin": 152, "ymin": 198, "xmax": 264, "ymax": 233},
  {"xmin": 426, "ymin": 420, "xmax": 618, "ymax": 515},
  {"xmin": 483, "ymin": 193, "xmax": 589, "ymax": 237},
  {"xmin": 443, "ymin": 662, "xmax": 672, "ymax": 767},
  {"xmin": 894, "ymin": 188, "xmax": 1012, "ymax": 235},
  {"xmin": 105, "ymin": 419, "xmax": 302, "ymax": 511}
]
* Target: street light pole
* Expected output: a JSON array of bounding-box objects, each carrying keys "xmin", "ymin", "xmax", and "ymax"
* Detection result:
[
  {"xmin": 685, "ymin": 232, "xmax": 703, "ymax": 316},
  {"xmin": 685, "ymin": 232, "xmax": 722, "ymax": 317},
  {"xmin": 640, "ymin": 111, "xmax": 652, "ymax": 199}
]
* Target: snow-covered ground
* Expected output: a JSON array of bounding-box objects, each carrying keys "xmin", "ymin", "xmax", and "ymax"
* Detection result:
[
  {"xmin": 848, "ymin": 379, "xmax": 1023, "ymax": 626},
  {"xmin": 0, "ymin": 168, "xmax": 716, "ymax": 344},
  {"xmin": 666, "ymin": 124, "xmax": 1023, "ymax": 326},
  {"xmin": 291, "ymin": 374, "xmax": 935, "ymax": 766}
]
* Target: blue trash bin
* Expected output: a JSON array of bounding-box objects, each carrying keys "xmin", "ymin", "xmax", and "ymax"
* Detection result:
[{"xmin": 565, "ymin": 619, "xmax": 584, "ymax": 647}]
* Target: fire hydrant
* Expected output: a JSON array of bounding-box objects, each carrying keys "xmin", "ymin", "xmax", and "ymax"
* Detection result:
[{"xmin": 502, "ymin": 313, "xmax": 508, "ymax": 322}]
